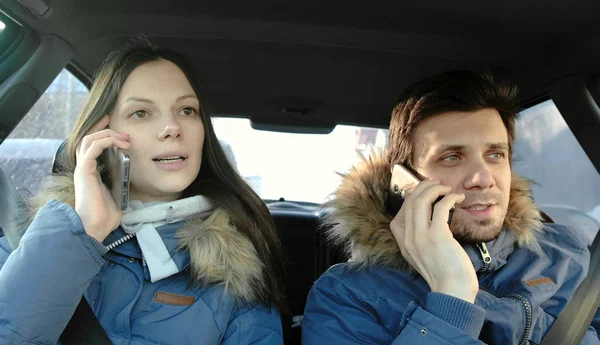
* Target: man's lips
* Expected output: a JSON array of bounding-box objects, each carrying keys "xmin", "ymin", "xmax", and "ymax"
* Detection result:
[
  {"xmin": 461, "ymin": 203, "xmax": 494, "ymax": 211},
  {"xmin": 459, "ymin": 203, "xmax": 495, "ymax": 218}
]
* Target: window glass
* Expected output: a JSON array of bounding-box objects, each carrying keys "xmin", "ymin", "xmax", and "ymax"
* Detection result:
[
  {"xmin": 0, "ymin": 69, "xmax": 89, "ymax": 198},
  {"xmin": 513, "ymin": 100, "xmax": 600, "ymax": 240},
  {"xmin": 212, "ymin": 117, "xmax": 388, "ymax": 204}
]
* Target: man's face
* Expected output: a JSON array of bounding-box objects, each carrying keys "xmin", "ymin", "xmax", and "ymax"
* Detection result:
[{"xmin": 412, "ymin": 109, "xmax": 511, "ymax": 243}]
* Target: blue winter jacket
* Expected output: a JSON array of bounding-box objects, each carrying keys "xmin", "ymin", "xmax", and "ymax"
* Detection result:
[
  {"xmin": 0, "ymin": 199, "xmax": 283, "ymax": 345},
  {"xmin": 303, "ymin": 153, "xmax": 599, "ymax": 345}
]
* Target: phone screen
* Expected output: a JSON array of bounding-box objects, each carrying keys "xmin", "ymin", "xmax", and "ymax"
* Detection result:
[
  {"xmin": 100, "ymin": 147, "xmax": 130, "ymax": 211},
  {"xmin": 386, "ymin": 164, "xmax": 454, "ymax": 224}
]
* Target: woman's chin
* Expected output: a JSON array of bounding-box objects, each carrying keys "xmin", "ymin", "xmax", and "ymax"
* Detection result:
[{"xmin": 129, "ymin": 185, "xmax": 187, "ymax": 202}]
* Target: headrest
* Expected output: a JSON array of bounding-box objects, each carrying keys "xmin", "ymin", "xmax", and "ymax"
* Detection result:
[{"xmin": 52, "ymin": 139, "xmax": 69, "ymax": 174}]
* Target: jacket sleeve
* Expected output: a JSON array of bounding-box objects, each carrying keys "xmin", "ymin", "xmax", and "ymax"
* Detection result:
[
  {"xmin": 220, "ymin": 303, "xmax": 283, "ymax": 345},
  {"xmin": 0, "ymin": 200, "xmax": 107, "ymax": 345},
  {"xmin": 581, "ymin": 308, "xmax": 600, "ymax": 343},
  {"xmin": 302, "ymin": 271, "xmax": 487, "ymax": 345},
  {"xmin": 592, "ymin": 308, "xmax": 600, "ymax": 340}
]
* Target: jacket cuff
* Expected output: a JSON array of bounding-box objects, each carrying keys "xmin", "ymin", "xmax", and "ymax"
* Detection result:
[
  {"xmin": 85, "ymin": 234, "xmax": 109, "ymax": 257},
  {"xmin": 426, "ymin": 292, "xmax": 485, "ymax": 338},
  {"xmin": 24, "ymin": 200, "xmax": 106, "ymax": 268}
]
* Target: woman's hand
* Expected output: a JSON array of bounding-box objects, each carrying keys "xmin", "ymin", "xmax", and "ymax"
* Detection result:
[
  {"xmin": 73, "ymin": 115, "xmax": 131, "ymax": 242},
  {"xmin": 390, "ymin": 180, "xmax": 479, "ymax": 303}
]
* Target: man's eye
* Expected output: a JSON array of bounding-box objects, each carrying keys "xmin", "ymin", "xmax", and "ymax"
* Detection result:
[
  {"xmin": 180, "ymin": 107, "xmax": 198, "ymax": 116},
  {"xmin": 130, "ymin": 110, "xmax": 149, "ymax": 119},
  {"xmin": 442, "ymin": 155, "xmax": 459, "ymax": 162},
  {"xmin": 488, "ymin": 152, "xmax": 504, "ymax": 159}
]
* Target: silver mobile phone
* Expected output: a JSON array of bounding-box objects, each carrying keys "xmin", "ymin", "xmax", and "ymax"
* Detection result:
[
  {"xmin": 101, "ymin": 147, "xmax": 130, "ymax": 211},
  {"xmin": 386, "ymin": 164, "xmax": 454, "ymax": 224},
  {"xmin": 386, "ymin": 164, "xmax": 422, "ymax": 217}
]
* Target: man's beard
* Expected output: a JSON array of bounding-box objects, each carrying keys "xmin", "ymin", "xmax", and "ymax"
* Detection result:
[
  {"xmin": 448, "ymin": 191, "xmax": 508, "ymax": 244},
  {"xmin": 450, "ymin": 215, "xmax": 504, "ymax": 244}
]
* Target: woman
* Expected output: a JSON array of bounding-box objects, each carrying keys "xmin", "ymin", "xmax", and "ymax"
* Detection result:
[{"xmin": 0, "ymin": 39, "xmax": 286, "ymax": 344}]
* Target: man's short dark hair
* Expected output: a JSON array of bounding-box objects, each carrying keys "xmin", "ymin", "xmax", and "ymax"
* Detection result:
[{"xmin": 388, "ymin": 70, "xmax": 520, "ymax": 167}]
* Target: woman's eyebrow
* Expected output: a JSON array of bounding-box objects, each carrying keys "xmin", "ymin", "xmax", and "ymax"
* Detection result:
[
  {"xmin": 176, "ymin": 94, "xmax": 198, "ymax": 102},
  {"xmin": 124, "ymin": 96, "xmax": 154, "ymax": 104}
]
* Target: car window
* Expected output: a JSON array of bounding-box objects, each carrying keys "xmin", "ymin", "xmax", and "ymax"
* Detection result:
[
  {"xmin": 0, "ymin": 69, "xmax": 89, "ymax": 198},
  {"xmin": 212, "ymin": 117, "xmax": 388, "ymax": 204},
  {"xmin": 513, "ymin": 100, "xmax": 600, "ymax": 240}
]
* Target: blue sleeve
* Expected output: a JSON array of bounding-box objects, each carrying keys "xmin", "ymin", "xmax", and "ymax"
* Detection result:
[
  {"xmin": 0, "ymin": 200, "xmax": 107, "ymax": 345},
  {"xmin": 594, "ymin": 308, "xmax": 600, "ymax": 337},
  {"xmin": 220, "ymin": 303, "xmax": 283, "ymax": 345},
  {"xmin": 581, "ymin": 308, "xmax": 600, "ymax": 343},
  {"xmin": 303, "ymin": 272, "xmax": 486, "ymax": 345}
]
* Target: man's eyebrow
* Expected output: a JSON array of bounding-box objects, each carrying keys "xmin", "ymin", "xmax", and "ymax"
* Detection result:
[
  {"xmin": 489, "ymin": 142, "xmax": 509, "ymax": 151},
  {"xmin": 435, "ymin": 145, "xmax": 465, "ymax": 154},
  {"xmin": 434, "ymin": 143, "xmax": 509, "ymax": 154}
]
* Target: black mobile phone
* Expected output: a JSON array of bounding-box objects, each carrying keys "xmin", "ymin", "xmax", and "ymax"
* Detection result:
[
  {"xmin": 386, "ymin": 164, "xmax": 454, "ymax": 224},
  {"xmin": 100, "ymin": 147, "xmax": 131, "ymax": 211}
]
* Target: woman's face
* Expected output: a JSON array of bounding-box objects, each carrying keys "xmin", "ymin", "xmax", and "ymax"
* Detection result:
[{"xmin": 108, "ymin": 60, "xmax": 205, "ymax": 202}]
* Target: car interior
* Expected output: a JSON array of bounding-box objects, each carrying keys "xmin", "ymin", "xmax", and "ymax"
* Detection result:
[{"xmin": 0, "ymin": 1, "xmax": 599, "ymax": 344}]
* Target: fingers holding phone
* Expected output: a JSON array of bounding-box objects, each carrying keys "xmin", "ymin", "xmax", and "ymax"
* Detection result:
[
  {"xmin": 388, "ymin": 166, "xmax": 479, "ymax": 303},
  {"xmin": 74, "ymin": 115, "xmax": 131, "ymax": 242}
]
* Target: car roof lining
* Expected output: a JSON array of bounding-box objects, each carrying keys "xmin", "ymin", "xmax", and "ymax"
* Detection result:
[{"xmin": 2, "ymin": 0, "xmax": 600, "ymax": 128}]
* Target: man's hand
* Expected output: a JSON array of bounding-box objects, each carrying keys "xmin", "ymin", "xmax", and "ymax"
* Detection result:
[{"xmin": 390, "ymin": 180, "xmax": 479, "ymax": 303}]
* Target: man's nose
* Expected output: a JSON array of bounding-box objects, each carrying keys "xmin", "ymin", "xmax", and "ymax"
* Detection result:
[{"xmin": 463, "ymin": 160, "xmax": 495, "ymax": 190}]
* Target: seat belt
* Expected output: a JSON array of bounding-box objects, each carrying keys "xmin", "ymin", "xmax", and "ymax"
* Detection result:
[
  {"xmin": 0, "ymin": 166, "xmax": 113, "ymax": 345},
  {"xmin": 541, "ymin": 230, "xmax": 600, "ymax": 345}
]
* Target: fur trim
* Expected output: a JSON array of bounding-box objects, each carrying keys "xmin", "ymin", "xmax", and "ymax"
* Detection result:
[
  {"xmin": 177, "ymin": 210, "xmax": 266, "ymax": 303},
  {"xmin": 22, "ymin": 174, "xmax": 266, "ymax": 303},
  {"xmin": 323, "ymin": 150, "xmax": 543, "ymax": 269}
]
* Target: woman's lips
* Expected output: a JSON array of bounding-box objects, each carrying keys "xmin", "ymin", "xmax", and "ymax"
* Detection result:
[{"xmin": 153, "ymin": 157, "xmax": 187, "ymax": 171}]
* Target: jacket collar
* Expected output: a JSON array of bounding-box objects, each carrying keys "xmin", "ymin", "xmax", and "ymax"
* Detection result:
[
  {"xmin": 324, "ymin": 151, "xmax": 543, "ymax": 271},
  {"xmin": 463, "ymin": 229, "xmax": 516, "ymax": 273},
  {"xmin": 21, "ymin": 173, "xmax": 267, "ymax": 304},
  {"xmin": 104, "ymin": 223, "xmax": 191, "ymax": 271}
]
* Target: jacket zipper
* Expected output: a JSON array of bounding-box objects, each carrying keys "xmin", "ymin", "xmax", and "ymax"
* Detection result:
[
  {"xmin": 507, "ymin": 293, "xmax": 532, "ymax": 345},
  {"xmin": 476, "ymin": 243, "xmax": 491, "ymax": 273},
  {"xmin": 479, "ymin": 287, "xmax": 532, "ymax": 345},
  {"xmin": 106, "ymin": 233, "xmax": 137, "ymax": 251}
]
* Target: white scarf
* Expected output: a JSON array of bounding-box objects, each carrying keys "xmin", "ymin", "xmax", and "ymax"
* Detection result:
[{"xmin": 119, "ymin": 195, "xmax": 213, "ymax": 282}]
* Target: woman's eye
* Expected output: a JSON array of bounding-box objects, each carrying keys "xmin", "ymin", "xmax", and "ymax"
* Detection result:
[
  {"xmin": 130, "ymin": 110, "xmax": 149, "ymax": 119},
  {"xmin": 180, "ymin": 107, "xmax": 198, "ymax": 116}
]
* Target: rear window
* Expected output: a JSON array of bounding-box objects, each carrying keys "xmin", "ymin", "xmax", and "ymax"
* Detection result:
[{"xmin": 212, "ymin": 118, "xmax": 388, "ymax": 204}]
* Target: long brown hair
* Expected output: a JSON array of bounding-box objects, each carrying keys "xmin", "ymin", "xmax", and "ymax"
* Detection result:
[{"xmin": 66, "ymin": 38, "xmax": 286, "ymax": 310}]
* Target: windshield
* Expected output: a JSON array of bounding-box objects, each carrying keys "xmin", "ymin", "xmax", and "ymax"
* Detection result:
[{"xmin": 212, "ymin": 117, "xmax": 388, "ymax": 204}]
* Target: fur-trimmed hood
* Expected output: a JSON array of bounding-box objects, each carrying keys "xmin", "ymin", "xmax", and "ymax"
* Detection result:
[
  {"xmin": 18, "ymin": 174, "xmax": 267, "ymax": 304},
  {"xmin": 323, "ymin": 151, "xmax": 543, "ymax": 270}
]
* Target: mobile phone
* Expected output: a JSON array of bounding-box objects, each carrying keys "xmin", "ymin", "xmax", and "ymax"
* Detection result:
[
  {"xmin": 386, "ymin": 164, "xmax": 454, "ymax": 224},
  {"xmin": 100, "ymin": 147, "xmax": 130, "ymax": 211}
]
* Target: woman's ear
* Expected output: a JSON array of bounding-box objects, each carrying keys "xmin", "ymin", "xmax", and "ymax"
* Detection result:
[{"xmin": 103, "ymin": 114, "xmax": 111, "ymax": 129}]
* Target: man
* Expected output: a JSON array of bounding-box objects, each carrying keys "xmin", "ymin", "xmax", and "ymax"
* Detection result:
[{"xmin": 302, "ymin": 70, "xmax": 599, "ymax": 344}]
